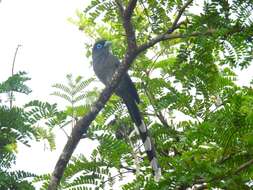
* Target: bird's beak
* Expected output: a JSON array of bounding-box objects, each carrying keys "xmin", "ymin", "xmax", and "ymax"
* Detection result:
[{"xmin": 104, "ymin": 41, "xmax": 112, "ymax": 47}]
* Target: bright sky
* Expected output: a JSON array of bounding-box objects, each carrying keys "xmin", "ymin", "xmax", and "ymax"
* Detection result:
[
  {"xmin": 0, "ymin": 0, "xmax": 98, "ymax": 176},
  {"xmin": 0, "ymin": 0, "xmax": 252, "ymax": 188}
]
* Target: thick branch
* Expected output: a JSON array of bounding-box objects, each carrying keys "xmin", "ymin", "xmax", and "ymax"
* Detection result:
[
  {"xmin": 47, "ymin": 1, "xmax": 138, "ymax": 190},
  {"xmin": 47, "ymin": 1, "xmax": 243, "ymax": 188},
  {"xmin": 116, "ymin": 0, "xmax": 137, "ymax": 50},
  {"xmin": 47, "ymin": 53, "xmax": 138, "ymax": 190},
  {"xmin": 124, "ymin": 0, "xmax": 137, "ymax": 20}
]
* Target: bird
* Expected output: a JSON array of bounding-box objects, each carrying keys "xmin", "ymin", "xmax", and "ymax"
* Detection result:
[{"xmin": 92, "ymin": 39, "xmax": 161, "ymax": 181}]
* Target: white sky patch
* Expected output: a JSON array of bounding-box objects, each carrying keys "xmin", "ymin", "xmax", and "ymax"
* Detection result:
[
  {"xmin": 0, "ymin": 0, "xmax": 97, "ymax": 176},
  {"xmin": 0, "ymin": 0, "xmax": 93, "ymax": 105}
]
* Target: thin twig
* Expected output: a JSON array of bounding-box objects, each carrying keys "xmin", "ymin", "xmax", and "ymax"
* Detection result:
[
  {"xmin": 142, "ymin": 79, "xmax": 169, "ymax": 128},
  {"xmin": 169, "ymin": 0, "xmax": 193, "ymax": 32},
  {"xmin": 119, "ymin": 164, "xmax": 136, "ymax": 173},
  {"xmin": 11, "ymin": 44, "xmax": 22, "ymax": 76},
  {"xmin": 139, "ymin": 0, "xmax": 153, "ymax": 33},
  {"xmin": 127, "ymin": 135, "xmax": 141, "ymax": 176},
  {"xmin": 99, "ymin": 170, "xmax": 133, "ymax": 187},
  {"xmin": 146, "ymin": 49, "xmax": 166, "ymax": 76},
  {"xmin": 137, "ymin": 29, "xmax": 216, "ymax": 54},
  {"xmin": 192, "ymin": 157, "xmax": 253, "ymax": 188},
  {"xmin": 60, "ymin": 127, "xmax": 70, "ymax": 139},
  {"xmin": 234, "ymin": 158, "xmax": 253, "ymax": 175},
  {"xmin": 10, "ymin": 44, "xmax": 22, "ymax": 108}
]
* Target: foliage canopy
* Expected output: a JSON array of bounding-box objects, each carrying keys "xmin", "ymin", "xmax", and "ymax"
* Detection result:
[{"xmin": 60, "ymin": 0, "xmax": 253, "ymax": 189}]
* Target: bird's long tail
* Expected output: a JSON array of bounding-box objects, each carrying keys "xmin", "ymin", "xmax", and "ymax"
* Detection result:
[{"xmin": 123, "ymin": 98, "xmax": 161, "ymax": 181}]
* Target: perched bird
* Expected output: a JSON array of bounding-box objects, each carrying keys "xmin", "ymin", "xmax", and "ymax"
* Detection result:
[{"xmin": 92, "ymin": 39, "xmax": 161, "ymax": 181}]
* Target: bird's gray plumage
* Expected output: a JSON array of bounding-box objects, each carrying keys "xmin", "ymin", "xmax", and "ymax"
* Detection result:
[
  {"xmin": 92, "ymin": 40, "xmax": 140, "ymax": 105},
  {"xmin": 92, "ymin": 39, "xmax": 161, "ymax": 181}
]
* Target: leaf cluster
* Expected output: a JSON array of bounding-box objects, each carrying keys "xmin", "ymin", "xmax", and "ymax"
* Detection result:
[
  {"xmin": 62, "ymin": 0, "xmax": 253, "ymax": 189},
  {"xmin": 0, "ymin": 72, "xmax": 36, "ymax": 189}
]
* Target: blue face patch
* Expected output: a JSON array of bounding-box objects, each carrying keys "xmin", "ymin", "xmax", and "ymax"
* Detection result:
[{"xmin": 96, "ymin": 44, "xmax": 103, "ymax": 49}]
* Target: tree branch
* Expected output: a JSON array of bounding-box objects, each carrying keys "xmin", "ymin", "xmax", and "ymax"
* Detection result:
[
  {"xmin": 136, "ymin": 0, "xmax": 194, "ymax": 53},
  {"xmin": 191, "ymin": 157, "xmax": 253, "ymax": 189},
  {"xmin": 169, "ymin": 0, "xmax": 193, "ymax": 32},
  {"xmin": 99, "ymin": 170, "xmax": 133, "ymax": 187},
  {"xmin": 142, "ymin": 79, "xmax": 169, "ymax": 128},
  {"xmin": 124, "ymin": 0, "xmax": 137, "ymax": 20},
  {"xmin": 234, "ymin": 158, "xmax": 253, "ymax": 175},
  {"xmin": 47, "ymin": 1, "xmax": 138, "ymax": 190},
  {"xmin": 137, "ymin": 13, "xmax": 246, "ymax": 55},
  {"xmin": 47, "ymin": 0, "xmax": 244, "ymax": 188},
  {"xmin": 137, "ymin": 29, "xmax": 216, "ymax": 54},
  {"xmin": 47, "ymin": 54, "xmax": 139, "ymax": 190},
  {"xmin": 119, "ymin": 164, "xmax": 137, "ymax": 173},
  {"xmin": 139, "ymin": 0, "xmax": 153, "ymax": 33},
  {"xmin": 115, "ymin": 0, "xmax": 137, "ymax": 50},
  {"xmin": 142, "ymin": 82, "xmax": 180, "ymax": 140},
  {"xmin": 10, "ymin": 44, "xmax": 22, "ymax": 108}
]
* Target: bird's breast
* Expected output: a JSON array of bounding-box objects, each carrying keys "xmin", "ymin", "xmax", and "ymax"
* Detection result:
[{"xmin": 93, "ymin": 55, "xmax": 117, "ymax": 85}]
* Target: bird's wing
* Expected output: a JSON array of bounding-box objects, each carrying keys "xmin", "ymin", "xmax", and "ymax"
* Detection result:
[
  {"xmin": 111, "ymin": 55, "xmax": 140, "ymax": 104},
  {"xmin": 122, "ymin": 74, "xmax": 140, "ymax": 104}
]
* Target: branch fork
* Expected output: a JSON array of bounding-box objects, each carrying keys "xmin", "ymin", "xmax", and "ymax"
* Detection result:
[{"xmin": 47, "ymin": 1, "xmax": 205, "ymax": 189}]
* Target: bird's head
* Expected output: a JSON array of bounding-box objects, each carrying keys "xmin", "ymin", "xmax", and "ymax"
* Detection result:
[{"xmin": 92, "ymin": 39, "xmax": 112, "ymax": 56}]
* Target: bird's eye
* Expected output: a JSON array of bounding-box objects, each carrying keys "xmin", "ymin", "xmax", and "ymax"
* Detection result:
[{"xmin": 96, "ymin": 44, "xmax": 103, "ymax": 49}]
